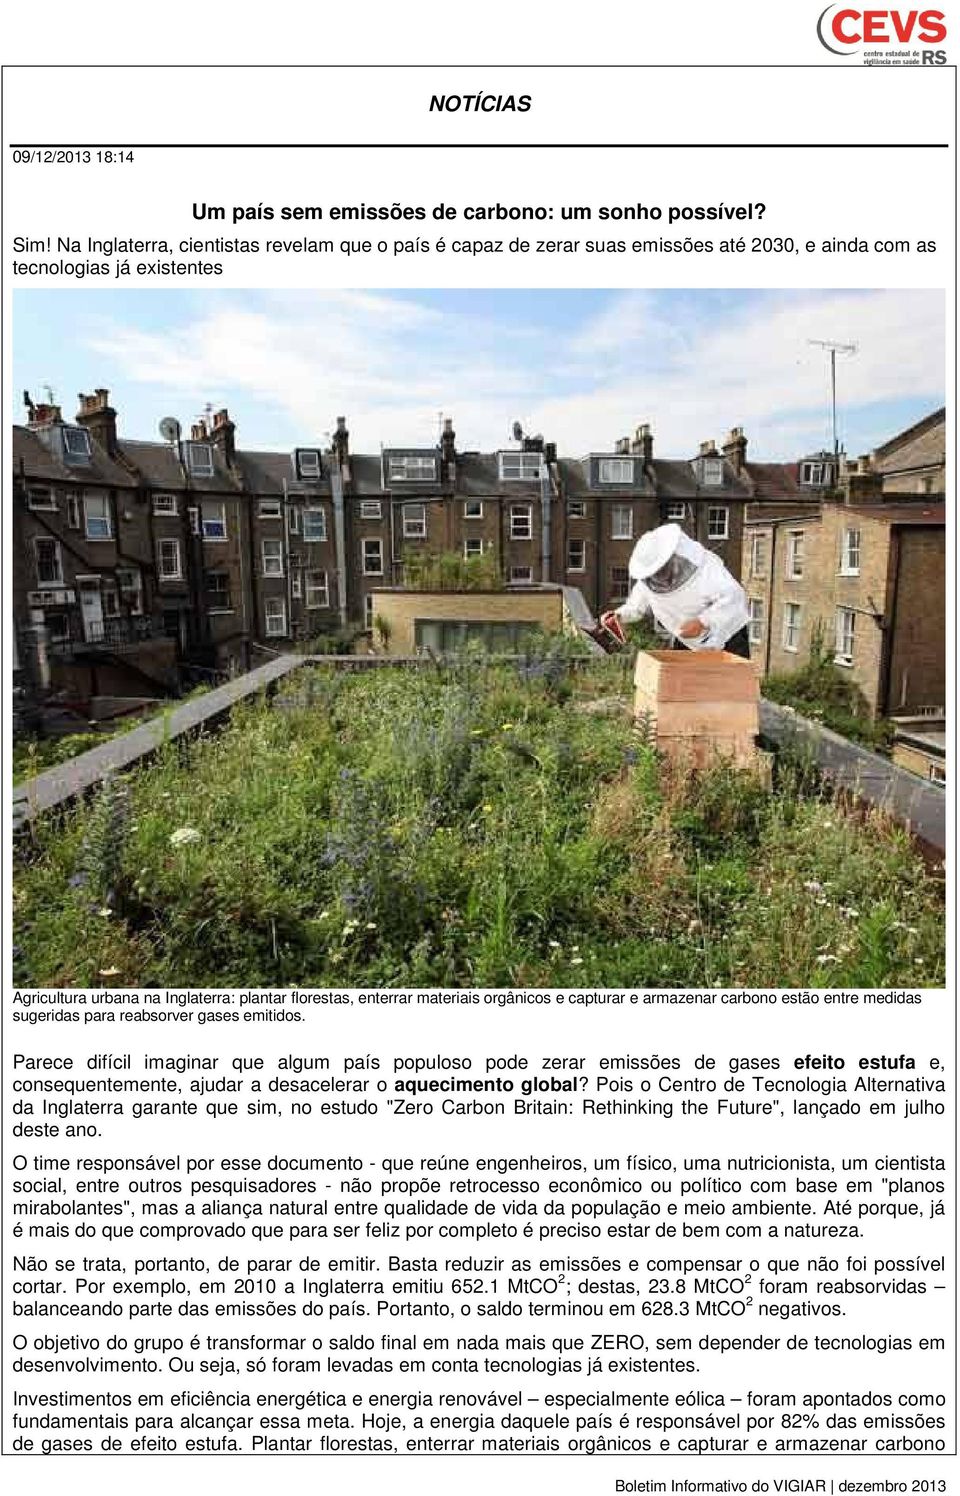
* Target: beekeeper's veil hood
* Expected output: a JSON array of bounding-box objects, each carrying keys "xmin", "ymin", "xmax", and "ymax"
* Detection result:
[{"xmin": 627, "ymin": 523, "xmax": 705, "ymax": 594}]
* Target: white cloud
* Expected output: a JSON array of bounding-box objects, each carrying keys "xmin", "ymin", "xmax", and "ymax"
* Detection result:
[{"xmin": 85, "ymin": 288, "xmax": 944, "ymax": 460}]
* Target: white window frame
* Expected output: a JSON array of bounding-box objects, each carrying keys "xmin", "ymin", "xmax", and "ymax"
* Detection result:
[
  {"xmin": 748, "ymin": 598, "xmax": 765, "ymax": 644},
  {"xmin": 264, "ymin": 597, "xmax": 287, "ymax": 638},
  {"xmin": 786, "ymin": 530, "xmax": 805, "ymax": 580},
  {"xmin": 834, "ymin": 606, "xmax": 856, "ymax": 667},
  {"xmin": 34, "ymin": 537, "xmax": 64, "ymax": 587},
  {"xmin": 291, "ymin": 571, "xmax": 302, "ymax": 600},
  {"xmin": 201, "ymin": 502, "xmax": 227, "ymax": 541},
  {"xmin": 186, "ymin": 442, "xmax": 214, "ymax": 476},
  {"xmin": 567, "ymin": 538, "xmax": 586, "ymax": 573},
  {"xmin": 157, "ymin": 538, "xmax": 182, "ymax": 580},
  {"xmin": 261, "ymin": 538, "xmax": 284, "ymax": 577},
  {"xmin": 116, "ymin": 568, "xmax": 143, "ymax": 614},
  {"xmin": 63, "ymin": 425, "xmax": 92, "ymax": 459},
  {"xmin": 599, "ymin": 458, "xmax": 635, "ymax": 484},
  {"xmin": 306, "ymin": 569, "xmax": 329, "ymax": 609},
  {"xmin": 27, "ymin": 485, "xmax": 57, "ymax": 511},
  {"xmin": 296, "ymin": 449, "xmax": 322, "ymax": 480},
  {"xmin": 611, "ymin": 505, "xmax": 633, "ymax": 541},
  {"xmin": 83, "ymin": 493, "xmax": 112, "ymax": 541},
  {"xmin": 665, "ymin": 501, "xmax": 686, "ymax": 521},
  {"xmin": 287, "ymin": 506, "xmax": 300, "ymax": 535},
  {"xmin": 700, "ymin": 457, "xmax": 723, "ymax": 486},
  {"xmin": 611, "ymin": 566, "xmax": 630, "ymax": 598},
  {"xmin": 707, "ymin": 505, "xmax": 730, "ymax": 541},
  {"xmin": 567, "ymin": 500, "xmax": 586, "ymax": 520},
  {"xmin": 206, "ymin": 572, "xmax": 232, "ymax": 614},
  {"xmin": 359, "ymin": 500, "xmax": 382, "ymax": 520},
  {"xmin": 499, "ymin": 452, "xmax": 542, "ymax": 482},
  {"xmin": 801, "ymin": 461, "xmax": 832, "ymax": 487},
  {"xmin": 840, "ymin": 527, "xmax": 861, "ymax": 576},
  {"xmin": 362, "ymin": 538, "xmax": 384, "ymax": 576},
  {"xmin": 389, "ymin": 455, "xmax": 437, "ymax": 483},
  {"xmin": 510, "ymin": 504, "xmax": 533, "ymax": 540},
  {"xmin": 259, "ymin": 498, "xmax": 282, "ymax": 519},
  {"xmin": 509, "ymin": 565, "xmax": 533, "ymax": 585},
  {"xmin": 463, "ymin": 500, "xmax": 484, "ymax": 520},
  {"xmin": 303, "ymin": 507, "xmax": 327, "ymax": 543},
  {"xmin": 782, "ymin": 601, "xmax": 802, "ymax": 653},
  {"xmin": 463, "ymin": 537, "xmax": 484, "ymax": 560},
  {"xmin": 749, "ymin": 532, "xmax": 767, "ymax": 578},
  {"xmin": 153, "ymin": 492, "xmax": 178, "ymax": 516},
  {"xmin": 402, "ymin": 502, "xmax": 427, "ymax": 539}
]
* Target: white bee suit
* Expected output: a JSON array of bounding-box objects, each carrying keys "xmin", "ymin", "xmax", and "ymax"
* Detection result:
[{"xmin": 616, "ymin": 528, "xmax": 750, "ymax": 650}]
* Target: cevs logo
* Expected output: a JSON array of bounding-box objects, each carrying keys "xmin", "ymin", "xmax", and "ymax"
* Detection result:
[{"xmin": 816, "ymin": 6, "xmax": 947, "ymax": 56}]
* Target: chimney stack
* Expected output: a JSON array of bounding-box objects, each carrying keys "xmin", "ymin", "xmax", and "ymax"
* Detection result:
[
  {"xmin": 76, "ymin": 388, "xmax": 118, "ymax": 454},
  {"xmin": 441, "ymin": 416, "xmax": 456, "ymax": 481},
  {"xmin": 633, "ymin": 423, "xmax": 654, "ymax": 461},
  {"xmin": 210, "ymin": 406, "xmax": 236, "ymax": 466},
  {"xmin": 332, "ymin": 415, "xmax": 350, "ymax": 471},
  {"xmin": 698, "ymin": 439, "xmax": 718, "ymax": 457},
  {"xmin": 25, "ymin": 392, "xmax": 63, "ymax": 428},
  {"xmin": 191, "ymin": 419, "xmax": 208, "ymax": 441},
  {"xmin": 722, "ymin": 426, "xmax": 747, "ymax": 474}
]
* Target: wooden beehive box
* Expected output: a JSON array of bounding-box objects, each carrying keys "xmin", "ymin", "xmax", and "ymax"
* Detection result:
[{"xmin": 634, "ymin": 649, "xmax": 760, "ymax": 768}]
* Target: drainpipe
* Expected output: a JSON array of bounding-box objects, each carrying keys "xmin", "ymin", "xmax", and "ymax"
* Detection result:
[
  {"xmin": 330, "ymin": 466, "xmax": 348, "ymax": 630},
  {"xmin": 764, "ymin": 526, "xmax": 777, "ymax": 677},
  {"xmin": 540, "ymin": 462, "xmax": 552, "ymax": 583}
]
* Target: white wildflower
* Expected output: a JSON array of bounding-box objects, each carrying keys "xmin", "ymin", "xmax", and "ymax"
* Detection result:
[{"xmin": 169, "ymin": 826, "xmax": 201, "ymax": 847}]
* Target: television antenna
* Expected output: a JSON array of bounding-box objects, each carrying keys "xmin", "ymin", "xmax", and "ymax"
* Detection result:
[{"xmin": 808, "ymin": 339, "xmax": 858, "ymax": 455}]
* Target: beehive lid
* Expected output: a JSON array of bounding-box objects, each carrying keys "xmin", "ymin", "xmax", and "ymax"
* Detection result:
[{"xmin": 634, "ymin": 648, "xmax": 759, "ymax": 702}]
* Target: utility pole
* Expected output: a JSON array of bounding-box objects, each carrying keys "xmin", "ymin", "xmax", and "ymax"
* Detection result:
[{"xmin": 808, "ymin": 339, "xmax": 858, "ymax": 456}]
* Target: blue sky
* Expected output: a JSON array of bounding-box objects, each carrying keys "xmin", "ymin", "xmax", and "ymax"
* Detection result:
[{"xmin": 13, "ymin": 288, "xmax": 944, "ymax": 461}]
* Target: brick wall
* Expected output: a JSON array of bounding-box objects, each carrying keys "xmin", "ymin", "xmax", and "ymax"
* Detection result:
[{"xmin": 371, "ymin": 588, "xmax": 564, "ymax": 654}]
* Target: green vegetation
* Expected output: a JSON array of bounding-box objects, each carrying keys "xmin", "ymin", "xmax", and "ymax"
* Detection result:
[
  {"xmin": 401, "ymin": 547, "xmax": 503, "ymax": 590},
  {"xmin": 13, "ymin": 652, "xmax": 942, "ymax": 989},
  {"xmin": 764, "ymin": 633, "xmax": 894, "ymax": 752}
]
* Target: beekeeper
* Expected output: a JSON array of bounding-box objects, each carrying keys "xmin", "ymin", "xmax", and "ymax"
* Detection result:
[{"xmin": 600, "ymin": 522, "xmax": 751, "ymax": 658}]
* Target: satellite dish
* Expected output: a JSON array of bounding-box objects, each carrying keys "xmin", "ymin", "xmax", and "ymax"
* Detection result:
[
  {"xmin": 512, "ymin": 421, "xmax": 524, "ymax": 442},
  {"xmin": 159, "ymin": 416, "xmax": 181, "ymax": 444}
]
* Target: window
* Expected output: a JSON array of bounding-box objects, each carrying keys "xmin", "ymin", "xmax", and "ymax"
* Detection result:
[
  {"xmin": 34, "ymin": 537, "xmax": 63, "ymax": 586},
  {"xmin": 748, "ymin": 598, "xmax": 765, "ymax": 644},
  {"xmin": 801, "ymin": 461, "xmax": 833, "ymax": 487},
  {"xmin": 464, "ymin": 500, "xmax": 484, "ymax": 519},
  {"xmin": 261, "ymin": 539, "xmax": 284, "ymax": 576},
  {"xmin": 749, "ymin": 533, "xmax": 767, "ymax": 578},
  {"xmin": 306, "ymin": 569, "xmax": 329, "ymax": 608},
  {"xmin": 499, "ymin": 452, "xmax": 542, "ymax": 481},
  {"xmin": 835, "ymin": 606, "xmax": 856, "ymax": 666},
  {"xmin": 402, "ymin": 503, "xmax": 427, "ymax": 539},
  {"xmin": 840, "ymin": 527, "xmax": 861, "ymax": 575},
  {"xmin": 389, "ymin": 455, "xmax": 436, "ymax": 482},
  {"xmin": 84, "ymin": 493, "xmax": 112, "ymax": 540},
  {"xmin": 700, "ymin": 457, "xmax": 723, "ymax": 485},
  {"xmin": 201, "ymin": 502, "xmax": 227, "ymax": 541},
  {"xmin": 186, "ymin": 442, "xmax": 214, "ymax": 476},
  {"xmin": 287, "ymin": 506, "xmax": 300, "ymax": 535},
  {"xmin": 666, "ymin": 502, "xmax": 686, "ymax": 521},
  {"xmin": 303, "ymin": 507, "xmax": 327, "ymax": 542},
  {"xmin": 45, "ymin": 609, "xmax": 71, "ymax": 644},
  {"xmin": 364, "ymin": 594, "xmax": 375, "ymax": 628},
  {"xmin": 157, "ymin": 538, "xmax": 182, "ymax": 580},
  {"xmin": 259, "ymin": 498, "xmax": 282, "ymax": 518},
  {"xmin": 27, "ymin": 485, "xmax": 57, "ymax": 511},
  {"xmin": 786, "ymin": 530, "xmax": 805, "ymax": 579},
  {"xmin": 103, "ymin": 584, "xmax": 120, "ymax": 618},
  {"xmin": 567, "ymin": 538, "xmax": 586, "ymax": 572},
  {"xmin": 611, "ymin": 505, "xmax": 633, "ymax": 541},
  {"xmin": 611, "ymin": 565, "xmax": 629, "ymax": 598},
  {"xmin": 509, "ymin": 565, "xmax": 533, "ymax": 584},
  {"xmin": 296, "ymin": 448, "xmax": 322, "ymax": 480},
  {"xmin": 291, "ymin": 571, "xmax": 302, "ymax": 599},
  {"xmin": 362, "ymin": 538, "xmax": 384, "ymax": 575},
  {"xmin": 928, "ymin": 762, "xmax": 946, "ymax": 786},
  {"xmin": 707, "ymin": 506, "xmax": 729, "ymax": 541},
  {"xmin": 62, "ymin": 425, "xmax": 92, "ymax": 460},
  {"xmin": 206, "ymin": 572, "xmax": 231, "ymax": 612},
  {"xmin": 264, "ymin": 598, "xmax": 287, "ymax": 637},
  {"xmin": 510, "ymin": 505, "xmax": 532, "ymax": 539},
  {"xmin": 66, "ymin": 494, "xmax": 81, "ymax": 529},
  {"xmin": 782, "ymin": 601, "xmax": 802, "ymax": 652},
  {"xmin": 188, "ymin": 505, "xmax": 200, "ymax": 537},
  {"xmin": 463, "ymin": 537, "xmax": 484, "ymax": 560},
  {"xmin": 599, "ymin": 458, "xmax": 634, "ymax": 484},
  {"xmin": 153, "ymin": 493, "xmax": 178, "ymax": 515},
  {"xmin": 359, "ymin": 500, "xmax": 382, "ymax": 520},
  {"xmin": 567, "ymin": 501, "xmax": 586, "ymax": 520},
  {"xmin": 116, "ymin": 568, "xmax": 143, "ymax": 613}
]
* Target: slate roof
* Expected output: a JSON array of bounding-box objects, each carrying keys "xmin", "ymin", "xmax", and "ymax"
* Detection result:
[{"xmin": 13, "ymin": 424, "xmax": 137, "ymax": 489}]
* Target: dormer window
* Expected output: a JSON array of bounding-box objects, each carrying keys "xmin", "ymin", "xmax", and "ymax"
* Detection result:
[
  {"xmin": 697, "ymin": 456, "xmax": 723, "ymax": 486},
  {"xmin": 389, "ymin": 455, "xmax": 436, "ymax": 482},
  {"xmin": 801, "ymin": 460, "xmax": 834, "ymax": 487},
  {"xmin": 296, "ymin": 448, "xmax": 322, "ymax": 480},
  {"xmin": 186, "ymin": 442, "xmax": 214, "ymax": 476},
  {"xmin": 499, "ymin": 452, "xmax": 542, "ymax": 482},
  {"xmin": 599, "ymin": 458, "xmax": 634, "ymax": 484},
  {"xmin": 62, "ymin": 426, "xmax": 92, "ymax": 462}
]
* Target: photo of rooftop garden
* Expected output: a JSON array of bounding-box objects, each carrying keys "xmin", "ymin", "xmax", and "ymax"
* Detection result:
[{"xmin": 13, "ymin": 650, "xmax": 944, "ymax": 990}]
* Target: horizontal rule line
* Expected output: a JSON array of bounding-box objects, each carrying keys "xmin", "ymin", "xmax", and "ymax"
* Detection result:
[{"xmin": 7, "ymin": 141, "xmax": 950, "ymax": 149}]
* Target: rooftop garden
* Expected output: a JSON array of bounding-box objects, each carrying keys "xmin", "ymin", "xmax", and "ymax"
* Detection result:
[{"xmin": 13, "ymin": 649, "xmax": 943, "ymax": 989}]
